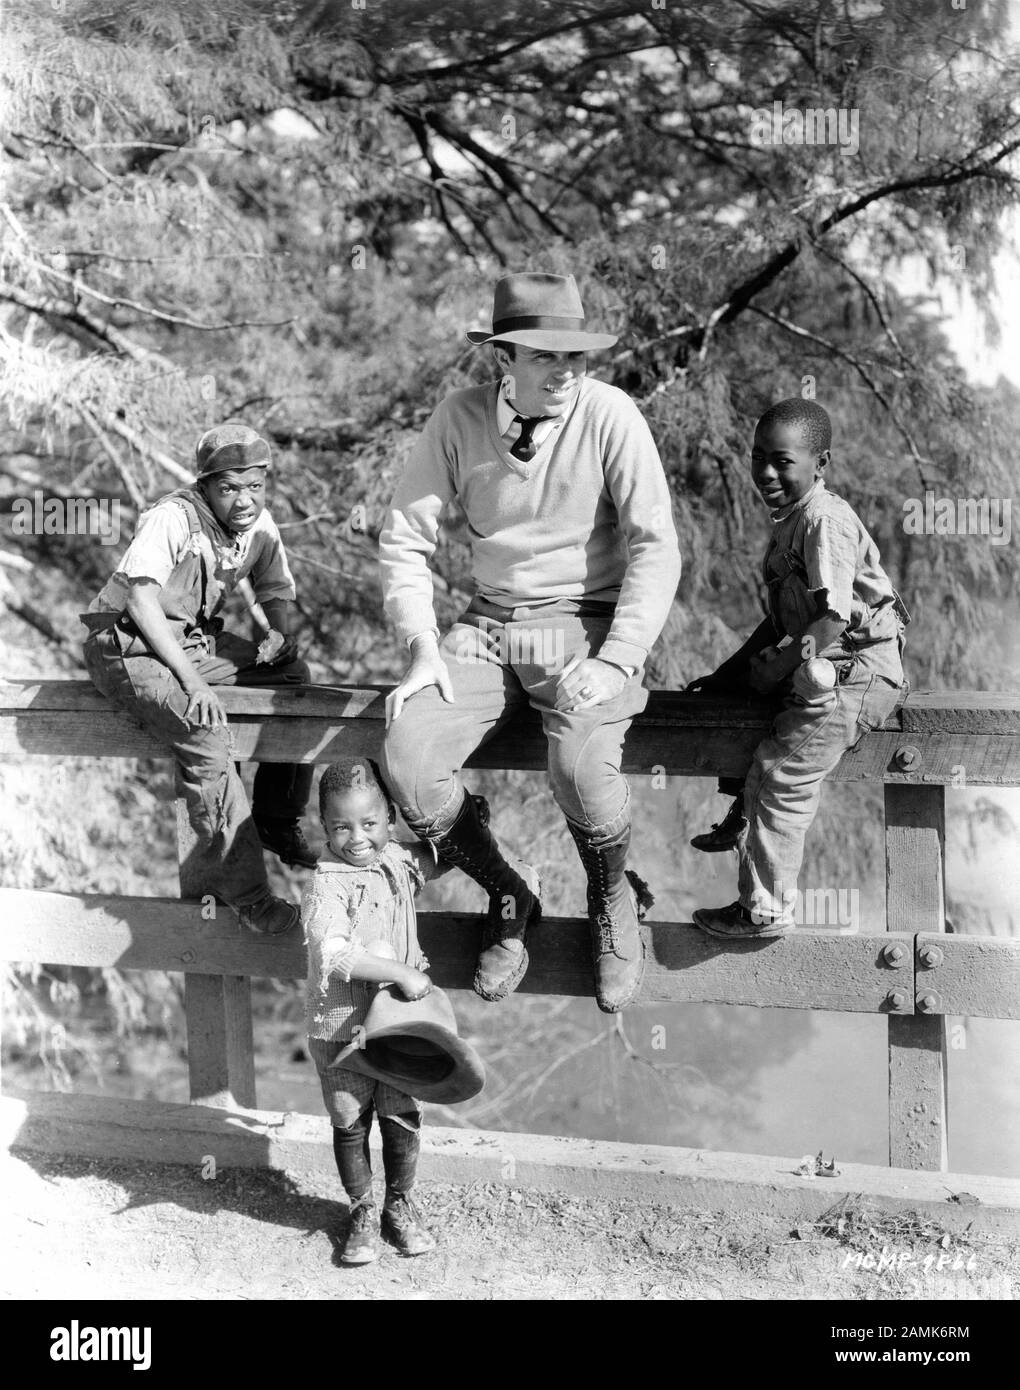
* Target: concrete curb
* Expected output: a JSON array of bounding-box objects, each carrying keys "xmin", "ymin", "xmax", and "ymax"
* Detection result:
[{"xmin": 4, "ymin": 1089, "xmax": 1018, "ymax": 1235}]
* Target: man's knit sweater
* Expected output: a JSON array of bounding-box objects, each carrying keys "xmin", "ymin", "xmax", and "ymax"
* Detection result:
[{"xmin": 378, "ymin": 377, "xmax": 681, "ymax": 670}]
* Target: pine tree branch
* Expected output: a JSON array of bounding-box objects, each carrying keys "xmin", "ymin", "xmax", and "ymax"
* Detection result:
[
  {"xmin": 100, "ymin": 415, "xmax": 193, "ymax": 486},
  {"xmin": 748, "ymin": 305, "xmax": 933, "ymax": 492},
  {"xmin": 74, "ymin": 403, "xmax": 148, "ymax": 510},
  {"xmin": 0, "ymin": 281, "xmax": 154, "ymax": 359},
  {"xmin": 421, "ymin": 108, "xmax": 569, "ymax": 240},
  {"xmin": 811, "ymin": 240, "xmax": 917, "ymax": 373},
  {"xmin": 380, "ymin": 7, "xmax": 645, "ymax": 86},
  {"xmin": 696, "ymin": 135, "xmax": 1020, "ymax": 353},
  {"xmin": 25, "ymin": 258, "xmax": 293, "ymax": 332}
]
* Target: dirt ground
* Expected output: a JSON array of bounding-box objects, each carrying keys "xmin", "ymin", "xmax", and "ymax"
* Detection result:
[{"xmin": 3, "ymin": 1147, "xmax": 1016, "ymax": 1302}]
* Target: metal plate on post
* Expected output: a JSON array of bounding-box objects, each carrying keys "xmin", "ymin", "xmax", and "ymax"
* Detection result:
[{"xmin": 885, "ymin": 784, "xmax": 948, "ymax": 1172}]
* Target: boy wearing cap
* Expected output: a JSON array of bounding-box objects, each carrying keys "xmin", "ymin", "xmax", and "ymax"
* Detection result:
[
  {"xmin": 380, "ymin": 272, "xmax": 681, "ymax": 1012},
  {"xmin": 81, "ymin": 423, "xmax": 314, "ymax": 935}
]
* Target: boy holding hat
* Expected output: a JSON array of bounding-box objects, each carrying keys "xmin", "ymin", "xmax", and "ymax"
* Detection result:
[
  {"xmin": 81, "ymin": 423, "xmax": 314, "ymax": 936},
  {"xmin": 379, "ymin": 272, "xmax": 681, "ymax": 1012},
  {"xmin": 305, "ymin": 757, "xmax": 485, "ymax": 1265}
]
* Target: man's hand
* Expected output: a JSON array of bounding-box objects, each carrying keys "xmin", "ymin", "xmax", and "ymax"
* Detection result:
[
  {"xmin": 396, "ymin": 966, "xmax": 432, "ymax": 1002},
  {"xmin": 385, "ymin": 636, "xmax": 454, "ymax": 727},
  {"xmin": 556, "ymin": 654, "xmax": 627, "ymax": 712},
  {"xmin": 261, "ymin": 632, "xmax": 300, "ymax": 666},
  {"xmin": 184, "ymin": 681, "xmax": 228, "ymax": 728}
]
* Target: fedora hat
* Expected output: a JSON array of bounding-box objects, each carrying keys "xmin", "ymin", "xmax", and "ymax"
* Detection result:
[
  {"xmin": 329, "ymin": 984, "xmax": 485, "ymax": 1105},
  {"xmin": 466, "ymin": 273, "xmax": 618, "ymax": 351}
]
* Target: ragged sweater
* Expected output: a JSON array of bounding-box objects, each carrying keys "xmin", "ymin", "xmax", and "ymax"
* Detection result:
[{"xmin": 378, "ymin": 377, "xmax": 681, "ymax": 670}]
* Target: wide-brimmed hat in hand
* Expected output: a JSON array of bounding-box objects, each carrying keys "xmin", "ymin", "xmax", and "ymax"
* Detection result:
[
  {"xmin": 330, "ymin": 983, "xmax": 485, "ymax": 1105},
  {"xmin": 466, "ymin": 273, "xmax": 617, "ymax": 352}
]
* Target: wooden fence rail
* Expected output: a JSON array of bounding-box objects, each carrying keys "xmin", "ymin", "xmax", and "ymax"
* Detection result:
[{"xmin": 2, "ymin": 679, "xmax": 1019, "ymax": 1175}]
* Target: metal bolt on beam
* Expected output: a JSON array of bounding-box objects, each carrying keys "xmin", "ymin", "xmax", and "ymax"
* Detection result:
[
  {"xmin": 894, "ymin": 744, "xmax": 921, "ymax": 771},
  {"xmin": 882, "ymin": 942, "xmax": 907, "ymax": 967},
  {"xmin": 916, "ymin": 990, "xmax": 944, "ymax": 1014},
  {"xmin": 918, "ymin": 943, "xmax": 944, "ymax": 968},
  {"xmin": 885, "ymin": 989, "xmax": 908, "ymax": 1010}
]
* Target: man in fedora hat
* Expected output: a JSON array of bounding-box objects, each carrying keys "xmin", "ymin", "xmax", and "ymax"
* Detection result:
[
  {"xmin": 82, "ymin": 423, "xmax": 315, "ymax": 936},
  {"xmin": 379, "ymin": 272, "xmax": 681, "ymax": 1012}
]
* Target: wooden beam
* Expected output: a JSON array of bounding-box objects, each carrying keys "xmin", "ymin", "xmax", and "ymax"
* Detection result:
[
  {"xmin": 176, "ymin": 792, "xmax": 256, "ymax": 1110},
  {"xmin": 915, "ymin": 933, "xmax": 1020, "ymax": 1020},
  {"xmin": 2, "ymin": 885, "xmax": 977, "ymax": 1015},
  {"xmin": 5, "ymin": 680, "xmax": 1020, "ymax": 727},
  {"xmin": 885, "ymin": 784, "xmax": 948, "ymax": 1172},
  {"xmin": 11, "ymin": 887, "xmax": 1013, "ymax": 1016},
  {"xmin": 3, "ymin": 682, "xmax": 1019, "ymax": 784}
]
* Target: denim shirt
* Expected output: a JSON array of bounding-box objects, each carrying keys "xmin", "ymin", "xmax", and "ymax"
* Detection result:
[{"xmin": 763, "ymin": 480, "xmax": 904, "ymax": 684}]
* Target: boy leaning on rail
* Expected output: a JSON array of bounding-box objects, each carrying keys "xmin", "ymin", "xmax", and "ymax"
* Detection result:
[
  {"xmin": 80, "ymin": 423, "xmax": 315, "ymax": 937},
  {"xmin": 688, "ymin": 398, "xmax": 910, "ymax": 939}
]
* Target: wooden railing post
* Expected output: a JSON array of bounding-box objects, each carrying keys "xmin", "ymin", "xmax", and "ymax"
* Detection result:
[
  {"xmin": 176, "ymin": 785, "xmax": 257, "ymax": 1109},
  {"xmin": 884, "ymin": 783, "xmax": 948, "ymax": 1171}
]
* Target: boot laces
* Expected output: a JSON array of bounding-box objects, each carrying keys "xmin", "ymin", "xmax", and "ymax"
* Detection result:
[{"xmin": 593, "ymin": 910, "xmax": 622, "ymax": 958}]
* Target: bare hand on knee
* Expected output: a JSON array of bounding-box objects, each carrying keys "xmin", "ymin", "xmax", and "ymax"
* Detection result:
[
  {"xmin": 556, "ymin": 655, "xmax": 626, "ymax": 712},
  {"xmin": 184, "ymin": 681, "xmax": 228, "ymax": 728},
  {"xmin": 386, "ymin": 636, "xmax": 455, "ymax": 726}
]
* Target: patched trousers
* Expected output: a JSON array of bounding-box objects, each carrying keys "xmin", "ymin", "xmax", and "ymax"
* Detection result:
[
  {"xmin": 738, "ymin": 662, "xmax": 907, "ymax": 922},
  {"xmin": 84, "ymin": 626, "xmax": 312, "ymax": 908}
]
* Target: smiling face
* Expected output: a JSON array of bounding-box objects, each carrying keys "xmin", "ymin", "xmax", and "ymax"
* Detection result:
[
  {"xmin": 321, "ymin": 785, "xmax": 392, "ymax": 867},
  {"xmin": 751, "ymin": 420, "xmax": 829, "ymax": 511},
  {"xmin": 201, "ymin": 466, "xmax": 268, "ymax": 534},
  {"xmin": 493, "ymin": 345, "xmax": 587, "ymax": 418}
]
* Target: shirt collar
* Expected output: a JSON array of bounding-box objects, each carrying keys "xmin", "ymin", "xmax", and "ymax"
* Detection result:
[
  {"xmin": 769, "ymin": 477, "xmax": 826, "ymax": 523},
  {"xmin": 496, "ymin": 378, "xmax": 570, "ymax": 438}
]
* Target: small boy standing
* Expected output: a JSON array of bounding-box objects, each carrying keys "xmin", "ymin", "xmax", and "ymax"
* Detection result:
[
  {"xmin": 690, "ymin": 399, "xmax": 908, "ymax": 938},
  {"xmin": 304, "ymin": 757, "xmax": 444, "ymax": 1266},
  {"xmin": 81, "ymin": 423, "xmax": 315, "ymax": 936}
]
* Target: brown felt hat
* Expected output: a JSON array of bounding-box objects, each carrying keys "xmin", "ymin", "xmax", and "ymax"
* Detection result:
[
  {"xmin": 466, "ymin": 273, "xmax": 617, "ymax": 351},
  {"xmin": 195, "ymin": 424, "xmax": 271, "ymax": 478},
  {"xmin": 330, "ymin": 984, "xmax": 485, "ymax": 1105}
]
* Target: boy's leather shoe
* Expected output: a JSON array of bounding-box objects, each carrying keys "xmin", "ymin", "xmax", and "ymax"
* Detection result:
[
  {"xmin": 692, "ymin": 901, "xmax": 793, "ymax": 939},
  {"xmin": 341, "ymin": 1199, "xmax": 381, "ymax": 1265},
  {"xmin": 567, "ymin": 822, "xmax": 653, "ymax": 1013},
  {"xmin": 255, "ymin": 818, "xmax": 318, "ymax": 869},
  {"xmin": 237, "ymin": 893, "xmax": 300, "ymax": 936},
  {"xmin": 690, "ymin": 798, "xmax": 747, "ymax": 853},
  {"xmin": 381, "ymin": 1195, "xmax": 436, "ymax": 1257}
]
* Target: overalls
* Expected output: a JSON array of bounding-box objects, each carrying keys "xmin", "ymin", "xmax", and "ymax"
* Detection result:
[{"xmin": 82, "ymin": 492, "xmax": 312, "ymax": 909}]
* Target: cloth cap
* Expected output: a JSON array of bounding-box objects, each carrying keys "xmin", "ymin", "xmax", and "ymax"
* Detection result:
[
  {"xmin": 195, "ymin": 424, "xmax": 271, "ymax": 478},
  {"xmin": 466, "ymin": 272, "xmax": 617, "ymax": 351}
]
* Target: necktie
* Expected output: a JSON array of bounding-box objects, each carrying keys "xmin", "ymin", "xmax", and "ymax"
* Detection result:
[{"xmin": 510, "ymin": 414, "xmax": 543, "ymax": 462}]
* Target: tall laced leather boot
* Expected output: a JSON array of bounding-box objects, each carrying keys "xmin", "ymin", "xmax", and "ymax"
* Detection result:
[
  {"xmin": 566, "ymin": 821, "xmax": 654, "ymax": 1014},
  {"xmin": 419, "ymin": 791, "xmax": 541, "ymax": 1002}
]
